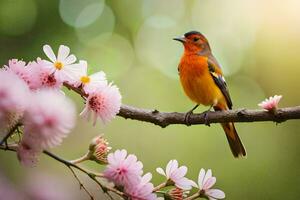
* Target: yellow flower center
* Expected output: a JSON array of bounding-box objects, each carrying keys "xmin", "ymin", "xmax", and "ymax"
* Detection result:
[
  {"xmin": 54, "ymin": 61, "xmax": 63, "ymax": 70},
  {"xmin": 80, "ymin": 76, "xmax": 90, "ymax": 84}
]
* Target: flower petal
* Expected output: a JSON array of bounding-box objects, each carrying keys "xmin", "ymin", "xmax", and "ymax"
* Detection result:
[
  {"xmin": 166, "ymin": 160, "xmax": 174, "ymax": 177},
  {"xmin": 141, "ymin": 173, "xmax": 152, "ymax": 184},
  {"xmin": 175, "ymin": 177, "xmax": 193, "ymax": 190},
  {"xmin": 90, "ymin": 71, "xmax": 106, "ymax": 82},
  {"xmin": 203, "ymin": 169, "xmax": 212, "ymax": 186},
  {"xmin": 171, "ymin": 166, "xmax": 187, "ymax": 179},
  {"xmin": 84, "ymin": 71, "xmax": 108, "ymax": 93},
  {"xmin": 156, "ymin": 167, "xmax": 166, "ymax": 177},
  {"xmin": 203, "ymin": 177, "xmax": 216, "ymax": 190},
  {"xmin": 57, "ymin": 45, "xmax": 70, "ymax": 61},
  {"xmin": 206, "ymin": 189, "xmax": 225, "ymax": 199},
  {"xmin": 198, "ymin": 168, "xmax": 206, "ymax": 189},
  {"xmin": 191, "ymin": 180, "xmax": 198, "ymax": 188},
  {"xmin": 43, "ymin": 45, "xmax": 56, "ymax": 62},
  {"xmin": 168, "ymin": 160, "xmax": 178, "ymax": 176},
  {"xmin": 64, "ymin": 54, "xmax": 77, "ymax": 65}
]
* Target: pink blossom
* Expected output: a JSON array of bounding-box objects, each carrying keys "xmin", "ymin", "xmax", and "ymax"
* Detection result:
[
  {"xmin": 42, "ymin": 44, "xmax": 82, "ymax": 83},
  {"xmin": 80, "ymin": 83, "xmax": 122, "ymax": 125},
  {"xmin": 104, "ymin": 149, "xmax": 143, "ymax": 187},
  {"xmin": 0, "ymin": 70, "xmax": 30, "ymax": 112},
  {"xmin": 17, "ymin": 141, "xmax": 40, "ymax": 167},
  {"xmin": 0, "ymin": 70, "xmax": 30, "ymax": 133},
  {"xmin": 192, "ymin": 169, "xmax": 225, "ymax": 200},
  {"xmin": 22, "ymin": 90, "xmax": 76, "ymax": 150},
  {"xmin": 71, "ymin": 61, "xmax": 107, "ymax": 94},
  {"xmin": 4, "ymin": 59, "xmax": 31, "ymax": 86},
  {"xmin": 125, "ymin": 173, "xmax": 157, "ymax": 200},
  {"xmin": 258, "ymin": 95, "xmax": 282, "ymax": 111},
  {"xmin": 27, "ymin": 58, "xmax": 62, "ymax": 90},
  {"xmin": 156, "ymin": 160, "xmax": 194, "ymax": 190}
]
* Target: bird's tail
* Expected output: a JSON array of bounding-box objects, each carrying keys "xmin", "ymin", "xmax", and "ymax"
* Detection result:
[{"xmin": 214, "ymin": 105, "xmax": 246, "ymax": 158}]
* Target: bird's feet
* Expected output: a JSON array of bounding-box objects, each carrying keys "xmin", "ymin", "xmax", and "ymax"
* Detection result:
[
  {"xmin": 202, "ymin": 105, "xmax": 213, "ymax": 126},
  {"xmin": 184, "ymin": 110, "xmax": 193, "ymax": 126},
  {"xmin": 203, "ymin": 111, "xmax": 210, "ymax": 126},
  {"xmin": 184, "ymin": 104, "xmax": 199, "ymax": 126}
]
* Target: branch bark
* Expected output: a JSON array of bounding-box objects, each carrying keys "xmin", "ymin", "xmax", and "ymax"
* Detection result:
[
  {"xmin": 63, "ymin": 83, "xmax": 300, "ymax": 128},
  {"xmin": 118, "ymin": 105, "xmax": 300, "ymax": 128}
]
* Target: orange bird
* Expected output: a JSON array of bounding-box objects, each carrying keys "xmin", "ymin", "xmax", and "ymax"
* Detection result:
[{"xmin": 174, "ymin": 31, "xmax": 246, "ymax": 158}]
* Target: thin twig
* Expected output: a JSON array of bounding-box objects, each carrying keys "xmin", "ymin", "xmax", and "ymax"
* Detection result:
[
  {"xmin": 153, "ymin": 182, "xmax": 167, "ymax": 192},
  {"xmin": 0, "ymin": 123, "xmax": 21, "ymax": 145},
  {"xmin": 183, "ymin": 192, "xmax": 200, "ymax": 200},
  {"xmin": 69, "ymin": 152, "xmax": 91, "ymax": 164},
  {"xmin": 0, "ymin": 144, "xmax": 126, "ymax": 199},
  {"xmin": 68, "ymin": 166, "xmax": 95, "ymax": 200},
  {"xmin": 63, "ymin": 82, "xmax": 300, "ymax": 128}
]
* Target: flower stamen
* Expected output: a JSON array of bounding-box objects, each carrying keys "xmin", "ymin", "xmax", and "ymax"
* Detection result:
[
  {"xmin": 80, "ymin": 76, "xmax": 90, "ymax": 84},
  {"xmin": 54, "ymin": 61, "xmax": 63, "ymax": 70}
]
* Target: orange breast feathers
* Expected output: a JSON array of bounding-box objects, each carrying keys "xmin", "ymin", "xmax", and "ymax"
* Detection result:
[{"xmin": 178, "ymin": 54, "xmax": 224, "ymax": 106}]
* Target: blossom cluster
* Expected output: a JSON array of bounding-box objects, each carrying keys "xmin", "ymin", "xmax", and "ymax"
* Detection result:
[
  {"xmin": 102, "ymin": 148, "xmax": 225, "ymax": 200},
  {"xmin": 258, "ymin": 95, "xmax": 282, "ymax": 111},
  {"xmin": 0, "ymin": 44, "xmax": 122, "ymax": 166},
  {"xmin": 103, "ymin": 149, "xmax": 156, "ymax": 200}
]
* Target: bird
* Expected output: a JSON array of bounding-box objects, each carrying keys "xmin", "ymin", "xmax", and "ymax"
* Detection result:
[{"xmin": 173, "ymin": 30, "xmax": 246, "ymax": 158}]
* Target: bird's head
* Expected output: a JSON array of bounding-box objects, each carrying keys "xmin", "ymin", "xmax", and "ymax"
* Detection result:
[{"xmin": 173, "ymin": 31, "xmax": 211, "ymax": 54}]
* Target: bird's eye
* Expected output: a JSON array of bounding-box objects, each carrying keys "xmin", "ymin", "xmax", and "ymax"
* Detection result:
[{"xmin": 193, "ymin": 37, "xmax": 199, "ymax": 42}]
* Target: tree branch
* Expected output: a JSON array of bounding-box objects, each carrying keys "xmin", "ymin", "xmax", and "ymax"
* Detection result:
[
  {"xmin": 119, "ymin": 105, "xmax": 300, "ymax": 127},
  {"xmin": 0, "ymin": 123, "xmax": 21, "ymax": 145},
  {"xmin": 63, "ymin": 82, "xmax": 300, "ymax": 128}
]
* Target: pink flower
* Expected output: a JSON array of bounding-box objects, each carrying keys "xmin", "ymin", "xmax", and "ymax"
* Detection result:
[
  {"xmin": 42, "ymin": 44, "xmax": 82, "ymax": 83},
  {"xmin": 17, "ymin": 141, "xmax": 40, "ymax": 167},
  {"xmin": 22, "ymin": 90, "xmax": 76, "ymax": 150},
  {"xmin": 156, "ymin": 160, "xmax": 194, "ymax": 190},
  {"xmin": 27, "ymin": 58, "xmax": 62, "ymax": 90},
  {"xmin": 80, "ymin": 83, "xmax": 122, "ymax": 125},
  {"xmin": 0, "ymin": 70, "xmax": 30, "ymax": 113},
  {"xmin": 72, "ymin": 60, "xmax": 107, "ymax": 94},
  {"xmin": 125, "ymin": 173, "xmax": 157, "ymax": 200},
  {"xmin": 0, "ymin": 71, "xmax": 30, "ymax": 133},
  {"xmin": 104, "ymin": 149, "xmax": 143, "ymax": 187},
  {"xmin": 192, "ymin": 169, "xmax": 225, "ymax": 200},
  {"xmin": 258, "ymin": 95, "xmax": 282, "ymax": 111},
  {"xmin": 4, "ymin": 59, "xmax": 31, "ymax": 86}
]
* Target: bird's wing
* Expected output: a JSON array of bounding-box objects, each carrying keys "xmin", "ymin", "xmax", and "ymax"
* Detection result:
[{"xmin": 207, "ymin": 56, "xmax": 233, "ymax": 109}]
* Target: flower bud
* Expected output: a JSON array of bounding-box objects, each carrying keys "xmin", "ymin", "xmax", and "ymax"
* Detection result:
[
  {"xmin": 165, "ymin": 187, "xmax": 189, "ymax": 200},
  {"xmin": 89, "ymin": 135, "xmax": 111, "ymax": 164}
]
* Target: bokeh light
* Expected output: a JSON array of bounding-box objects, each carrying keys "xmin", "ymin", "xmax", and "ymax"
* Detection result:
[
  {"xmin": 191, "ymin": 0, "xmax": 261, "ymax": 76},
  {"xmin": 78, "ymin": 33, "xmax": 134, "ymax": 80},
  {"xmin": 75, "ymin": 5, "xmax": 115, "ymax": 44},
  {"xmin": 59, "ymin": 0, "xmax": 105, "ymax": 28},
  {"xmin": 0, "ymin": 0, "xmax": 37, "ymax": 36},
  {"xmin": 134, "ymin": 14, "xmax": 183, "ymax": 79},
  {"xmin": 142, "ymin": 0, "xmax": 186, "ymax": 20}
]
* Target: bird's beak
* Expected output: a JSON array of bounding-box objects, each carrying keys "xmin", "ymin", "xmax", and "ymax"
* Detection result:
[{"xmin": 173, "ymin": 35, "xmax": 186, "ymax": 43}]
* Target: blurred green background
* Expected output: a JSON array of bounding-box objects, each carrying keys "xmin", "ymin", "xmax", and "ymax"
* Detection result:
[{"xmin": 0, "ymin": 0, "xmax": 300, "ymax": 199}]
